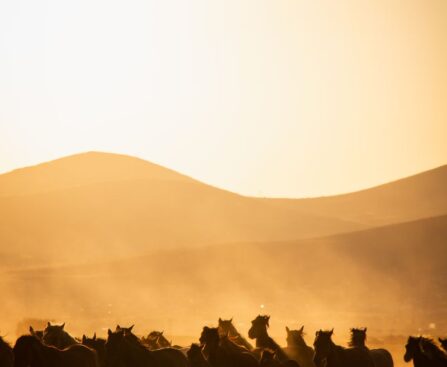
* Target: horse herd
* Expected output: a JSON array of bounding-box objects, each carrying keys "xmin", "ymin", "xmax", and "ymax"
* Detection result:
[{"xmin": 1, "ymin": 315, "xmax": 446, "ymax": 367}]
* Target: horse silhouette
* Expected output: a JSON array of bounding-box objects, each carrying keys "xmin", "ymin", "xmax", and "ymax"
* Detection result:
[
  {"xmin": 82, "ymin": 333, "xmax": 106, "ymax": 367},
  {"xmin": 142, "ymin": 331, "xmax": 172, "ymax": 350},
  {"xmin": 105, "ymin": 328, "xmax": 188, "ymax": 367},
  {"xmin": 13, "ymin": 334, "xmax": 97, "ymax": 367},
  {"xmin": 419, "ymin": 337, "xmax": 447, "ymax": 366},
  {"xmin": 248, "ymin": 315, "xmax": 288, "ymax": 362},
  {"xmin": 43, "ymin": 322, "xmax": 78, "ymax": 349},
  {"xmin": 29, "ymin": 326, "xmax": 44, "ymax": 341},
  {"xmin": 349, "ymin": 328, "xmax": 393, "ymax": 367},
  {"xmin": 218, "ymin": 318, "xmax": 253, "ymax": 351},
  {"xmin": 284, "ymin": 326, "xmax": 315, "ymax": 367},
  {"xmin": 200, "ymin": 326, "xmax": 258, "ymax": 367},
  {"xmin": 187, "ymin": 343, "xmax": 211, "ymax": 367},
  {"xmin": 0, "ymin": 336, "xmax": 13, "ymax": 367},
  {"xmin": 313, "ymin": 329, "xmax": 374, "ymax": 367},
  {"xmin": 404, "ymin": 336, "xmax": 435, "ymax": 367}
]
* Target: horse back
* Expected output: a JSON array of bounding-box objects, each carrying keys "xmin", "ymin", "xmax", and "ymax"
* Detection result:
[
  {"xmin": 152, "ymin": 347, "xmax": 189, "ymax": 367},
  {"xmin": 62, "ymin": 344, "xmax": 98, "ymax": 367},
  {"xmin": 370, "ymin": 348, "xmax": 393, "ymax": 367},
  {"xmin": 342, "ymin": 347, "xmax": 374, "ymax": 367}
]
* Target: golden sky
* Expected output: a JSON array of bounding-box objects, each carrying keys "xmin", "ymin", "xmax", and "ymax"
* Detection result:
[{"xmin": 0, "ymin": 0, "xmax": 446, "ymax": 197}]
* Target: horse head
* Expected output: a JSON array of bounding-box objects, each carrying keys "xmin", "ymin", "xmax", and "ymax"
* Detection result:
[
  {"xmin": 349, "ymin": 327, "xmax": 367, "ymax": 347},
  {"xmin": 313, "ymin": 329, "xmax": 334, "ymax": 367},
  {"xmin": 248, "ymin": 315, "xmax": 270, "ymax": 339}
]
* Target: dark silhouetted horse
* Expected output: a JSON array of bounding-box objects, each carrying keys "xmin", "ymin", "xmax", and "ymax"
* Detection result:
[
  {"xmin": 0, "ymin": 336, "xmax": 13, "ymax": 367},
  {"xmin": 419, "ymin": 337, "xmax": 447, "ymax": 367},
  {"xmin": 29, "ymin": 327, "xmax": 44, "ymax": 341},
  {"xmin": 143, "ymin": 331, "xmax": 172, "ymax": 350},
  {"xmin": 313, "ymin": 329, "xmax": 374, "ymax": 367},
  {"xmin": 285, "ymin": 326, "xmax": 315, "ymax": 367},
  {"xmin": 105, "ymin": 328, "xmax": 188, "ymax": 367},
  {"xmin": 43, "ymin": 322, "xmax": 78, "ymax": 349},
  {"xmin": 187, "ymin": 343, "xmax": 211, "ymax": 367},
  {"xmin": 13, "ymin": 335, "xmax": 97, "ymax": 367},
  {"xmin": 248, "ymin": 315, "xmax": 288, "ymax": 362},
  {"xmin": 200, "ymin": 326, "xmax": 258, "ymax": 367},
  {"xmin": 218, "ymin": 318, "xmax": 253, "ymax": 351},
  {"xmin": 82, "ymin": 334, "xmax": 106, "ymax": 367},
  {"xmin": 349, "ymin": 328, "xmax": 393, "ymax": 367},
  {"xmin": 404, "ymin": 336, "xmax": 434, "ymax": 367}
]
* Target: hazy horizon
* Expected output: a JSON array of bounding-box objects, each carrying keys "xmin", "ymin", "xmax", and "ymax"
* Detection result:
[{"xmin": 1, "ymin": 0, "xmax": 447, "ymax": 197}]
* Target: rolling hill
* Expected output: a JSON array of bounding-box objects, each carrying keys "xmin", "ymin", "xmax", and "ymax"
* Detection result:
[
  {"xmin": 264, "ymin": 164, "xmax": 447, "ymax": 226},
  {"xmin": 0, "ymin": 152, "xmax": 446, "ymax": 266}
]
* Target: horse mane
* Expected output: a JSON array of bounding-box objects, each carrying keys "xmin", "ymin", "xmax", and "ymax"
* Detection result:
[
  {"xmin": 348, "ymin": 328, "xmax": 367, "ymax": 347},
  {"xmin": 420, "ymin": 337, "xmax": 447, "ymax": 360}
]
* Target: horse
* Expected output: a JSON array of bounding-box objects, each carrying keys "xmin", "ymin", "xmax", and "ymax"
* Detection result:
[
  {"xmin": 404, "ymin": 336, "xmax": 437, "ymax": 367},
  {"xmin": 284, "ymin": 326, "xmax": 315, "ymax": 367},
  {"xmin": 105, "ymin": 328, "xmax": 188, "ymax": 367},
  {"xmin": 142, "ymin": 331, "xmax": 172, "ymax": 350},
  {"xmin": 187, "ymin": 343, "xmax": 211, "ymax": 367},
  {"xmin": 200, "ymin": 326, "xmax": 258, "ymax": 367},
  {"xmin": 13, "ymin": 334, "xmax": 98, "ymax": 367},
  {"xmin": 349, "ymin": 328, "xmax": 393, "ymax": 367},
  {"xmin": 0, "ymin": 336, "xmax": 13, "ymax": 367},
  {"xmin": 313, "ymin": 329, "xmax": 374, "ymax": 367},
  {"xmin": 43, "ymin": 322, "xmax": 78, "ymax": 349},
  {"xmin": 419, "ymin": 337, "xmax": 447, "ymax": 367},
  {"xmin": 29, "ymin": 327, "xmax": 44, "ymax": 341},
  {"xmin": 439, "ymin": 338, "xmax": 447, "ymax": 353},
  {"xmin": 218, "ymin": 318, "xmax": 254, "ymax": 351},
  {"xmin": 248, "ymin": 315, "xmax": 288, "ymax": 362},
  {"xmin": 82, "ymin": 334, "xmax": 106, "ymax": 367}
]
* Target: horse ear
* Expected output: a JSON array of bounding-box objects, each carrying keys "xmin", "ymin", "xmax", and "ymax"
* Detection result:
[
  {"xmin": 230, "ymin": 317, "xmax": 233, "ymax": 322},
  {"xmin": 219, "ymin": 318, "xmax": 222, "ymax": 322},
  {"xmin": 93, "ymin": 333, "xmax": 96, "ymax": 340},
  {"xmin": 108, "ymin": 329, "xmax": 112, "ymax": 336},
  {"xmin": 330, "ymin": 328, "xmax": 334, "ymax": 335},
  {"xmin": 129, "ymin": 325, "xmax": 134, "ymax": 332},
  {"xmin": 160, "ymin": 331, "xmax": 164, "ymax": 336},
  {"xmin": 300, "ymin": 325, "xmax": 304, "ymax": 333},
  {"xmin": 82, "ymin": 335, "xmax": 86, "ymax": 343},
  {"xmin": 117, "ymin": 325, "xmax": 121, "ymax": 330},
  {"xmin": 30, "ymin": 326, "xmax": 35, "ymax": 334},
  {"xmin": 363, "ymin": 327, "xmax": 367, "ymax": 332},
  {"xmin": 286, "ymin": 326, "xmax": 290, "ymax": 333},
  {"xmin": 47, "ymin": 322, "xmax": 51, "ymax": 327},
  {"xmin": 61, "ymin": 323, "xmax": 65, "ymax": 329}
]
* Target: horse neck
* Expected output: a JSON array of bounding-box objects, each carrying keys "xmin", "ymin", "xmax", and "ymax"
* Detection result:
[
  {"xmin": 350, "ymin": 339, "xmax": 366, "ymax": 348},
  {"xmin": 326, "ymin": 343, "xmax": 344, "ymax": 367},
  {"xmin": 255, "ymin": 328, "xmax": 271, "ymax": 348},
  {"xmin": 227, "ymin": 325, "xmax": 240, "ymax": 338},
  {"xmin": 290, "ymin": 336, "xmax": 308, "ymax": 349},
  {"xmin": 203, "ymin": 341, "xmax": 220, "ymax": 365}
]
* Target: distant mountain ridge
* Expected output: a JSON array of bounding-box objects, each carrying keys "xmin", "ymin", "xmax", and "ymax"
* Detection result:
[
  {"xmin": 0, "ymin": 152, "xmax": 446, "ymax": 266},
  {"xmin": 0, "ymin": 152, "xmax": 195, "ymax": 197}
]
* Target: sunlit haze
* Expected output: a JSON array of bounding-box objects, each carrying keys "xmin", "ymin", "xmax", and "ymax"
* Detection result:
[{"xmin": 1, "ymin": 0, "xmax": 446, "ymax": 197}]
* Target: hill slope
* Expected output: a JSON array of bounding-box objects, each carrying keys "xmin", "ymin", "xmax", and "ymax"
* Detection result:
[
  {"xmin": 0, "ymin": 152, "xmax": 446, "ymax": 265},
  {"xmin": 265, "ymin": 164, "xmax": 447, "ymax": 226},
  {"xmin": 0, "ymin": 153, "xmax": 365, "ymax": 265}
]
